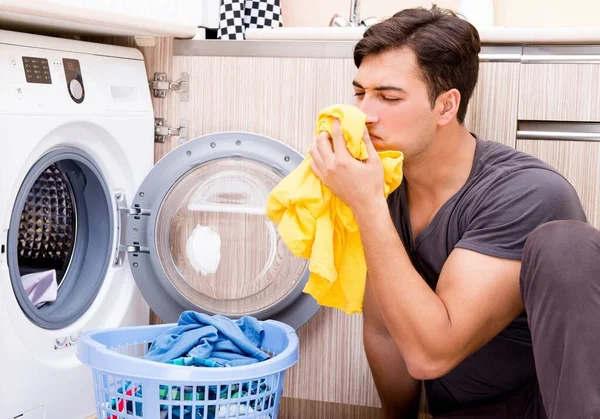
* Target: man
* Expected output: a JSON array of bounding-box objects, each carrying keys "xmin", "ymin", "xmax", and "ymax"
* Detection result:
[{"xmin": 309, "ymin": 5, "xmax": 600, "ymax": 419}]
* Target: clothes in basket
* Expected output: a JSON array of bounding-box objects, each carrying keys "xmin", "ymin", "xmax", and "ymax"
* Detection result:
[
  {"xmin": 108, "ymin": 380, "xmax": 274, "ymax": 419},
  {"xmin": 105, "ymin": 312, "xmax": 275, "ymax": 419},
  {"xmin": 144, "ymin": 311, "xmax": 271, "ymax": 367}
]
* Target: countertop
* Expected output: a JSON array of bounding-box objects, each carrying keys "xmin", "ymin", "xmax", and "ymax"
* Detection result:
[
  {"xmin": 0, "ymin": 0, "xmax": 219, "ymax": 38},
  {"xmin": 245, "ymin": 26, "xmax": 600, "ymax": 45}
]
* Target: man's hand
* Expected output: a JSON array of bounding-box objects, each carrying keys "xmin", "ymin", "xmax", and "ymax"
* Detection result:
[{"xmin": 309, "ymin": 119, "xmax": 385, "ymax": 212}]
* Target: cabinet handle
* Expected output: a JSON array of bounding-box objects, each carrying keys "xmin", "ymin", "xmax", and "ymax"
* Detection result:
[
  {"xmin": 479, "ymin": 46, "xmax": 521, "ymax": 62},
  {"xmin": 522, "ymin": 46, "xmax": 600, "ymax": 64},
  {"xmin": 517, "ymin": 121, "xmax": 600, "ymax": 142}
]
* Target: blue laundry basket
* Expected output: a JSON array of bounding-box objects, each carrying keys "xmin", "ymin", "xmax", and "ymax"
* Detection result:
[{"xmin": 77, "ymin": 320, "xmax": 299, "ymax": 419}]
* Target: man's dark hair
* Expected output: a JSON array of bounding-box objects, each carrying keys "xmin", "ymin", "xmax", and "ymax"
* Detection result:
[{"xmin": 353, "ymin": 5, "xmax": 481, "ymax": 124}]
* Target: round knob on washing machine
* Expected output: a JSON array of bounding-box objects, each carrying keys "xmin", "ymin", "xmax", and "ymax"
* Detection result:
[{"xmin": 69, "ymin": 79, "xmax": 84, "ymax": 101}]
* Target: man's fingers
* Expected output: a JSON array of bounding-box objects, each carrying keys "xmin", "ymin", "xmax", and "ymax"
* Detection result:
[
  {"xmin": 363, "ymin": 128, "xmax": 385, "ymax": 172},
  {"xmin": 310, "ymin": 159, "xmax": 324, "ymax": 181},
  {"xmin": 362, "ymin": 127, "xmax": 378, "ymax": 162},
  {"xmin": 310, "ymin": 135, "xmax": 326, "ymax": 168},
  {"xmin": 315, "ymin": 130, "xmax": 334, "ymax": 164},
  {"xmin": 332, "ymin": 119, "xmax": 351, "ymax": 159}
]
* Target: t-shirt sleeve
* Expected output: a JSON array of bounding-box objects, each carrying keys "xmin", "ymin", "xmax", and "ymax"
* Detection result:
[{"xmin": 455, "ymin": 168, "xmax": 587, "ymax": 260}]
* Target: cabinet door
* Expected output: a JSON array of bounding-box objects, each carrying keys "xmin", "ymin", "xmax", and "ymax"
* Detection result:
[
  {"xmin": 517, "ymin": 122, "xmax": 600, "ymax": 228},
  {"xmin": 465, "ymin": 62, "xmax": 521, "ymax": 148},
  {"xmin": 518, "ymin": 46, "xmax": 600, "ymax": 121}
]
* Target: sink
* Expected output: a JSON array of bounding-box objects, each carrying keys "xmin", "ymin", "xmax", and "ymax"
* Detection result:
[{"xmin": 245, "ymin": 26, "xmax": 365, "ymax": 41}]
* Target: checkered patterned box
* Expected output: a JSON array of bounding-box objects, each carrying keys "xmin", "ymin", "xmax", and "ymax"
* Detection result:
[{"xmin": 217, "ymin": 0, "xmax": 282, "ymax": 40}]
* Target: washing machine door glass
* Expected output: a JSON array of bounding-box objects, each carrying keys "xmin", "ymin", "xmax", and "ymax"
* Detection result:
[
  {"xmin": 130, "ymin": 132, "xmax": 319, "ymax": 329},
  {"xmin": 156, "ymin": 158, "xmax": 306, "ymax": 315}
]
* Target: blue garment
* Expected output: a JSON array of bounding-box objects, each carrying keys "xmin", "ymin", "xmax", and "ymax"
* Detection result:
[
  {"xmin": 166, "ymin": 356, "xmax": 222, "ymax": 368},
  {"xmin": 144, "ymin": 311, "xmax": 270, "ymax": 367}
]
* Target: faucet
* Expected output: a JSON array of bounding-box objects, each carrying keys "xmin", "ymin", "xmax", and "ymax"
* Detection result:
[
  {"xmin": 349, "ymin": 0, "xmax": 360, "ymax": 27},
  {"xmin": 329, "ymin": 0, "xmax": 378, "ymax": 28}
]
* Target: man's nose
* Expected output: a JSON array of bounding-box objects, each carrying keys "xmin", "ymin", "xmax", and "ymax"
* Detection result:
[{"xmin": 358, "ymin": 97, "xmax": 378, "ymax": 124}]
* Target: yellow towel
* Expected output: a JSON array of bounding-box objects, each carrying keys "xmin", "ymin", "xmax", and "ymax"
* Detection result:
[{"xmin": 265, "ymin": 104, "xmax": 404, "ymax": 314}]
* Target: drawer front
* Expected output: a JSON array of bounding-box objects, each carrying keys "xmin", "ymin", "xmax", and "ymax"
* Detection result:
[
  {"xmin": 519, "ymin": 63, "xmax": 600, "ymax": 121},
  {"xmin": 518, "ymin": 46, "xmax": 600, "ymax": 122},
  {"xmin": 517, "ymin": 122, "xmax": 600, "ymax": 228}
]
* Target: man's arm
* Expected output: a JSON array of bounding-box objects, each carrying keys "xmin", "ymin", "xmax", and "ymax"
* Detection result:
[
  {"xmin": 309, "ymin": 122, "xmax": 523, "ymax": 379},
  {"xmin": 363, "ymin": 277, "xmax": 421, "ymax": 418},
  {"xmin": 356, "ymin": 198, "xmax": 523, "ymax": 379}
]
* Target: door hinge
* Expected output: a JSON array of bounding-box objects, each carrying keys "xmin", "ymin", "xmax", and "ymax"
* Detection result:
[
  {"xmin": 150, "ymin": 72, "xmax": 189, "ymax": 101},
  {"xmin": 154, "ymin": 118, "xmax": 188, "ymax": 144},
  {"xmin": 114, "ymin": 192, "xmax": 151, "ymax": 266}
]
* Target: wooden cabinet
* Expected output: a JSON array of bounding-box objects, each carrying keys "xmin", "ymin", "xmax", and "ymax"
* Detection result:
[
  {"xmin": 518, "ymin": 46, "xmax": 600, "ymax": 121},
  {"xmin": 517, "ymin": 123, "xmax": 600, "ymax": 228},
  {"xmin": 516, "ymin": 47, "xmax": 600, "ymax": 229},
  {"xmin": 519, "ymin": 63, "xmax": 600, "ymax": 121},
  {"xmin": 465, "ymin": 62, "xmax": 521, "ymax": 148},
  {"xmin": 170, "ymin": 56, "xmax": 355, "ymax": 154}
]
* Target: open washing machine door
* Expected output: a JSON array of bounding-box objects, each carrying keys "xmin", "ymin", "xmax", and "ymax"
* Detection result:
[{"xmin": 125, "ymin": 131, "xmax": 319, "ymax": 329}]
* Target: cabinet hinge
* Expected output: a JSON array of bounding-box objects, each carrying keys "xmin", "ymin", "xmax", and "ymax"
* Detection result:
[
  {"xmin": 154, "ymin": 118, "xmax": 188, "ymax": 144},
  {"xmin": 150, "ymin": 72, "xmax": 189, "ymax": 101}
]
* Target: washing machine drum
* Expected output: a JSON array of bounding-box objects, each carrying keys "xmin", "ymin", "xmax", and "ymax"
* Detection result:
[
  {"xmin": 8, "ymin": 149, "xmax": 116, "ymax": 330},
  {"xmin": 128, "ymin": 132, "xmax": 319, "ymax": 329}
]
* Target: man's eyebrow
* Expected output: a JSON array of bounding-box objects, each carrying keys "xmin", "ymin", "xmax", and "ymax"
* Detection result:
[{"xmin": 352, "ymin": 80, "xmax": 406, "ymax": 93}]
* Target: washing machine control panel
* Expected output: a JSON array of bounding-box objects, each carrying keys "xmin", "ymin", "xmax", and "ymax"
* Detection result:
[
  {"xmin": 14, "ymin": 54, "xmax": 86, "ymax": 104},
  {"xmin": 0, "ymin": 38, "xmax": 153, "ymax": 115},
  {"xmin": 22, "ymin": 56, "xmax": 52, "ymax": 84}
]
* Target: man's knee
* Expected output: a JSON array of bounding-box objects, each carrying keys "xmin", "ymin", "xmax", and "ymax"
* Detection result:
[
  {"xmin": 524, "ymin": 220, "xmax": 599, "ymax": 262},
  {"xmin": 521, "ymin": 220, "xmax": 600, "ymax": 300}
]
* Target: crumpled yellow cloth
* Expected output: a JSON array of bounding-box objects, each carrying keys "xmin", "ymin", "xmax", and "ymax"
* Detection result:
[{"xmin": 265, "ymin": 104, "xmax": 404, "ymax": 314}]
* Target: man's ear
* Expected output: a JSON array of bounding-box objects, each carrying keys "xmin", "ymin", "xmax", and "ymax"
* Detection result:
[{"xmin": 436, "ymin": 89, "xmax": 461, "ymax": 126}]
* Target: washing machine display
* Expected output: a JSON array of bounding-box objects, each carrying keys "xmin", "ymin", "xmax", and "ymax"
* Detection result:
[{"xmin": 22, "ymin": 56, "xmax": 51, "ymax": 84}]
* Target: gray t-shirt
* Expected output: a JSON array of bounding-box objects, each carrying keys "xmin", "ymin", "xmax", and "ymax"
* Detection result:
[{"xmin": 387, "ymin": 136, "xmax": 587, "ymax": 414}]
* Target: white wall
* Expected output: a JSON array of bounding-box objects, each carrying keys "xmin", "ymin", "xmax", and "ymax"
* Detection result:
[
  {"xmin": 280, "ymin": 0, "xmax": 599, "ymax": 27},
  {"xmin": 495, "ymin": 0, "xmax": 599, "ymax": 27}
]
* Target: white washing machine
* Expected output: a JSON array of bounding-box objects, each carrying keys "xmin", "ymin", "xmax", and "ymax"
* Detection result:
[
  {"xmin": 0, "ymin": 29, "xmax": 154, "ymax": 419},
  {"xmin": 0, "ymin": 30, "xmax": 319, "ymax": 419}
]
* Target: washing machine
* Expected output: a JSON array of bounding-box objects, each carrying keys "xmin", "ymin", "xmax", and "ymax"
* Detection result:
[{"xmin": 0, "ymin": 30, "xmax": 319, "ymax": 419}]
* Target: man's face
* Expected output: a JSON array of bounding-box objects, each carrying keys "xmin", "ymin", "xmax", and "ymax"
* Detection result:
[{"xmin": 353, "ymin": 47, "xmax": 439, "ymax": 160}]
